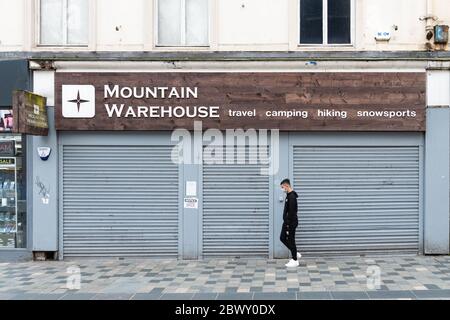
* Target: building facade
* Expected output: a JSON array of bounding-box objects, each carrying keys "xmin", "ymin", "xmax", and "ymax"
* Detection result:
[{"xmin": 0, "ymin": 0, "xmax": 449, "ymax": 260}]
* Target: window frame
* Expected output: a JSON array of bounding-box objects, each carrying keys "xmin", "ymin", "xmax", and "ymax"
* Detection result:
[
  {"xmin": 35, "ymin": 0, "xmax": 92, "ymax": 48},
  {"xmin": 298, "ymin": 0, "xmax": 355, "ymax": 47},
  {"xmin": 154, "ymin": 0, "xmax": 212, "ymax": 48}
]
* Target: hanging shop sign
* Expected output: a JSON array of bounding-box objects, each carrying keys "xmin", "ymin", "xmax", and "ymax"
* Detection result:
[
  {"xmin": 12, "ymin": 90, "xmax": 49, "ymax": 136},
  {"xmin": 55, "ymin": 72, "xmax": 426, "ymax": 131}
]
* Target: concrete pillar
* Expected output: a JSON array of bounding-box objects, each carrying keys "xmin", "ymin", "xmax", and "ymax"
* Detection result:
[
  {"xmin": 180, "ymin": 129, "xmax": 202, "ymax": 259},
  {"xmin": 273, "ymin": 132, "xmax": 289, "ymax": 258},
  {"xmin": 31, "ymin": 71, "xmax": 59, "ymax": 253},
  {"xmin": 424, "ymin": 69, "xmax": 450, "ymax": 254},
  {"xmin": 31, "ymin": 107, "xmax": 58, "ymax": 252}
]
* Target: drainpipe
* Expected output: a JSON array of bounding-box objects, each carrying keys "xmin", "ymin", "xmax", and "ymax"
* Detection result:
[
  {"xmin": 420, "ymin": 0, "xmax": 438, "ymax": 50},
  {"xmin": 425, "ymin": 0, "xmax": 434, "ymax": 33}
]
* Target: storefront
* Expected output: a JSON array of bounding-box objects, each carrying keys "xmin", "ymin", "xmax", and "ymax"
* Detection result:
[
  {"xmin": 0, "ymin": 60, "xmax": 30, "ymax": 259},
  {"xmin": 25, "ymin": 67, "xmax": 426, "ymax": 259}
]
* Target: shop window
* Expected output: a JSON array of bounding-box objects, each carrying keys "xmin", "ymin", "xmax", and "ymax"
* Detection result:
[
  {"xmin": 300, "ymin": 0, "xmax": 352, "ymax": 45},
  {"xmin": 157, "ymin": 0, "xmax": 209, "ymax": 46},
  {"xmin": 0, "ymin": 110, "xmax": 26, "ymax": 249},
  {"xmin": 39, "ymin": 0, "xmax": 89, "ymax": 46}
]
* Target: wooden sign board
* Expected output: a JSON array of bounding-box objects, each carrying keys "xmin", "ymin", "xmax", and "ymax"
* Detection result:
[
  {"xmin": 55, "ymin": 72, "xmax": 426, "ymax": 132},
  {"xmin": 12, "ymin": 90, "xmax": 49, "ymax": 136}
]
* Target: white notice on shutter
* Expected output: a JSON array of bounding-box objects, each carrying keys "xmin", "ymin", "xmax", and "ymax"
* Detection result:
[
  {"xmin": 186, "ymin": 181, "xmax": 197, "ymax": 196},
  {"xmin": 184, "ymin": 197, "xmax": 198, "ymax": 209}
]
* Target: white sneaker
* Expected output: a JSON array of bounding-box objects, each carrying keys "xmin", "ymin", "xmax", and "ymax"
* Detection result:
[
  {"xmin": 297, "ymin": 252, "xmax": 302, "ymax": 259},
  {"xmin": 285, "ymin": 259, "xmax": 299, "ymax": 267}
]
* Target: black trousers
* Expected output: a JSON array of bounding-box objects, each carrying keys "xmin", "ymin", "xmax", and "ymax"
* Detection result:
[{"xmin": 280, "ymin": 222, "xmax": 298, "ymax": 260}]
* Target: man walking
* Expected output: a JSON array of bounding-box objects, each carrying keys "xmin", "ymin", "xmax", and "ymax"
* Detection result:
[{"xmin": 280, "ymin": 179, "xmax": 301, "ymax": 267}]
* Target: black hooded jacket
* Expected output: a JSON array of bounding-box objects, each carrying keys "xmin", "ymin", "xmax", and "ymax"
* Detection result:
[{"xmin": 283, "ymin": 191, "xmax": 298, "ymax": 226}]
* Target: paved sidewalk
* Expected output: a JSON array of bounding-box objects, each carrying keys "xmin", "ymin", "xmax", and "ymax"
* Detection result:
[{"xmin": 0, "ymin": 255, "xmax": 450, "ymax": 300}]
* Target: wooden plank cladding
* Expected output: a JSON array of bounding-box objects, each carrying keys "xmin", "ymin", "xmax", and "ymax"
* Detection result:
[{"xmin": 54, "ymin": 72, "xmax": 426, "ymax": 131}]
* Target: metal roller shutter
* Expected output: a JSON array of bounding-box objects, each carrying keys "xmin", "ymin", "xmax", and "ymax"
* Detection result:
[
  {"xmin": 293, "ymin": 146, "xmax": 420, "ymax": 255},
  {"xmin": 62, "ymin": 145, "xmax": 178, "ymax": 258},
  {"xmin": 202, "ymin": 147, "xmax": 270, "ymax": 257}
]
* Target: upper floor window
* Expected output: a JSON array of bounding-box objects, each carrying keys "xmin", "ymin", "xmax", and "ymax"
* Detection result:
[
  {"xmin": 39, "ymin": 0, "xmax": 89, "ymax": 46},
  {"xmin": 300, "ymin": 0, "xmax": 352, "ymax": 45},
  {"xmin": 157, "ymin": 0, "xmax": 209, "ymax": 47}
]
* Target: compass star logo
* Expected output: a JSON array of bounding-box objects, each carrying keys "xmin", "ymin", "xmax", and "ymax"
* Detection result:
[
  {"xmin": 62, "ymin": 85, "xmax": 95, "ymax": 118},
  {"xmin": 68, "ymin": 90, "xmax": 90, "ymax": 112}
]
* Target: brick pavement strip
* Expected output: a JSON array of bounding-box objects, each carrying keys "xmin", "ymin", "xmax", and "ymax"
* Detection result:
[{"xmin": 0, "ymin": 256, "xmax": 449, "ymax": 300}]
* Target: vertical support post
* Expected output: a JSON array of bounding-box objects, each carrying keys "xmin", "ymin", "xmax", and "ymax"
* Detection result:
[
  {"xmin": 424, "ymin": 70, "xmax": 450, "ymax": 254},
  {"xmin": 273, "ymin": 132, "xmax": 290, "ymax": 258}
]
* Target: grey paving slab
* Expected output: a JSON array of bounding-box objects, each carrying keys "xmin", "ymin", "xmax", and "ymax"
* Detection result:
[
  {"xmin": 131, "ymin": 293, "xmax": 162, "ymax": 300},
  {"xmin": 10, "ymin": 293, "xmax": 66, "ymax": 300},
  {"xmin": 254, "ymin": 292, "xmax": 296, "ymax": 300},
  {"xmin": 217, "ymin": 293, "xmax": 254, "ymax": 300},
  {"xmin": 60, "ymin": 293, "xmax": 97, "ymax": 300},
  {"xmin": 297, "ymin": 291, "xmax": 333, "ymax": 300},
  {"xmin": 192, "ymin": 293, "xmax": 219, "ymax": 300},
  {"xmin": 149, "ymin": 287, "xmax": 166, "ymax": 294},
  {"xmin": 330, "ymin": 291, "xmax": 370, "ymax": 300},
  {"xmin": 160, "ymin": 293, "xmax": 195, "ymax": 300},
  {"xmin": 0, "ymin": 293, "xmax": 16, "ymax": 300},
  {"xmin": 92, "ymin": 293, "xmax": 134, "ymax": 300},
  {"xmin": 367, "ymin": 290, "xmax": 416, "ymax": 300},
  {"xmin": 424, "ymin": 284, "xmax": 441, "ymax": 290},
  {"xmin": 412, "ymin": 289, "xmax": 450, "ymax": 299}
]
